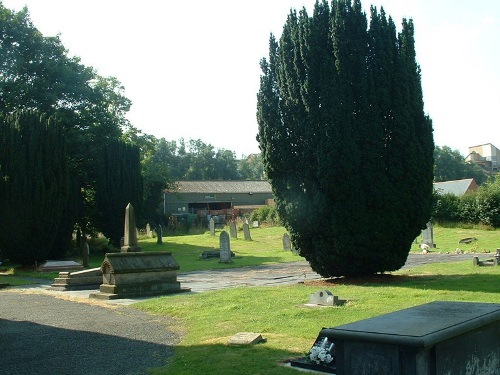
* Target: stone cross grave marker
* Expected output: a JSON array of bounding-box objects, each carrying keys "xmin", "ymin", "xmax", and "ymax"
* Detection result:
[
  {"xmin": 243, "ymin": 223, "xmax": 252, "ymax": 241},
  {"xmin": 421, "ymin": 221, "xmax": 435, "ymax": 248},
  {"xmin": 209, "ymin": 217, "xmax": 215, "ymax": 236},
  {"xmin": 156, "ymin": 224, "xmax": 163, "ymax": 244},
  {"xmin": 229, "ymin": 220, "xmax": 237, "ymax": 239},
  {"xmin": 121, "ymin": 203, "xmax": 141, "ymax": 253},
  {"xmin": 282, "ymin": 233, "xmax": 291, "ymax": 251},
  {"xmin": 219, "ymin": 231, "xmax": 232, "ymax": 263}
]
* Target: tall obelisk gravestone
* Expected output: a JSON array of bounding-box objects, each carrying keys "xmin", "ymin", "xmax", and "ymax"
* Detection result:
[{"xmin": 121, "ymin": 203, "xmax": 142, "ymax": 253}]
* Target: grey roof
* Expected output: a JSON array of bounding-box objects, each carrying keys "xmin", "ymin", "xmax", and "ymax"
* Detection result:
[
  {"xmin": 433, "ymin": 179, "xmax": 476, "ymax": 196},
  {"xmin": 168, "ymin": 181, "xmax": 272, "ymax": 194}
]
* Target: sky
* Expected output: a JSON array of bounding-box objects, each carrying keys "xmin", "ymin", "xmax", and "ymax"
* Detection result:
[{"xmin": 3, "ymin": 0, "xmax": 499, "ymax": 158}]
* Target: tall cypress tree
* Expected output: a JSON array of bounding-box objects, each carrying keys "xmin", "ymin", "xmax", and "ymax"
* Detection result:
[
  {"xmin": 257, "ymin": 0, "xmax": 434, "ymax": 277},
  {"xmin": 95, "ymin": 140, "xmax": 143, "ymax": 247},
  {"xmin": 0, "ymin": 111, "xmax": 69, "ymax": 266}
]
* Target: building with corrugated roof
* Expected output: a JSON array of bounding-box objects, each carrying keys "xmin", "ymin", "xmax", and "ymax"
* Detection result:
[
  {"xmin": 433, "ymin": 178, "xmax": 478, "ymax": 196},
  {"xmin": 162, "ymin": 180, "xmax": 274, "ymax": 216}
]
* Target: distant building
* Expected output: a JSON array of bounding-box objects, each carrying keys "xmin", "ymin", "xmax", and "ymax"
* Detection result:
[
  {"xmin": 162, "ymin": 180, "xmax": 274, "ymax": 217},
  {"xmin": 465, "ymin": 143, "xmax": 499, "ymax": 173},
  {"xmin": 433, "ymin": 178, "xmax": 478, "ymax": 196}
]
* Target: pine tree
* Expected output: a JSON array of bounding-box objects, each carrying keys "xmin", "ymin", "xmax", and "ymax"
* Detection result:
[{"xmin": 257, "ymin": 0, "xmax": 434, "ymax": 277}]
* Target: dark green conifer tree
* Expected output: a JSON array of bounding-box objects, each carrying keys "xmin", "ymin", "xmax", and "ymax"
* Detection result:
[
  {"xmin": 95, "ymin": 141, "xmax": 143, "ymax": 247},
  {"xmin": 0, "ymin": 111, "xmax": 69, "ymax": 265},
  {"xmin": 257, "ymin": 0, "xmax": 434, "ymax": 277}
]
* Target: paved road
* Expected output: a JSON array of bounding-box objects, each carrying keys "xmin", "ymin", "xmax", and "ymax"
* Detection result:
[{"xmin": 0, "ymin": 252, "xmax": 475, "ymax": 374}]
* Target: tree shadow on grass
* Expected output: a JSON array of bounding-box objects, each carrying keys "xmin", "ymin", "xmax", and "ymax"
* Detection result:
[{"xmin": 304, "ymin": 272, "xmax": 500, "ymax": 294}]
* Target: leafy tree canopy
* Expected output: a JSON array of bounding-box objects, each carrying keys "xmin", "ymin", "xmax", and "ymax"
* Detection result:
[{"xmin": 434, "ymin": 146, "xmax": 487, "ymax": 185}]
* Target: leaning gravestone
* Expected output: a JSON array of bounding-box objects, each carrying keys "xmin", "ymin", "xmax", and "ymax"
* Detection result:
[
  {"xmin": 421, "ymin": 221, "xmax": 435, "ymax": 248},
  {"xmin": 156, "ymin": 224, "xmax": 163, "ymax": 244},
  {"xmin": 243, "ymin": 223, "xmax": 252, "ymax": 241},
  {"xmin": 209, "ymin": 218, "xmax": 215, "ymax": 236},
  {"xmin": 229, "ymin": 220, "xmax": 237, "ymax": 239},
  {"xmin": 121, "ymin": 203, "xmax": 141, "ymax": 253},
  {"xmin": 282, "ymin": 233, "xmax": 291, "ymax": 251},
  {"xmin": 219, "ymin": 231, "xmax": 232, "ymax": 263}
]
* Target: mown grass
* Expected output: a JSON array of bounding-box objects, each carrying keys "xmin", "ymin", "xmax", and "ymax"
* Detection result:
[
  {"xmin": 1, "ymin": 224, "xmax": 498, "ymax": 286},
  {"xmin": 135, "ymin": 260, "xmax": 499, "ymax": 375}
]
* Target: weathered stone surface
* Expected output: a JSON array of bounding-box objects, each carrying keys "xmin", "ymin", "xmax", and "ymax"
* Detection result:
[
  {"xmin": 51, "ymin": 268, "xmax": 102, "ymax": 291},
  {"xmin": 219, "ymin": 231, "xmax": 232, "ymax": 263},
  {"xmin": 420, "ymin": 221, "xmax": 435, "ymax": 248},
  {"xmin": 227, "ymin": 332, "xmax": 263, "ymax": 345},
  {"xmin": 243, "ymin": 223, "xmax": 252, "ymax": 241},
  {"xmin": 38, "ymin": 260, "xmax": 84, "ymax": 272},
  {"xmin": 229, "ymin": 221, "xmax": 237, "ymax": 239},
  {"xmin": 282, "ymin": 233, "xmax": 291, "ymax": 251},
  {"xmin": 121, "ymin": 203, "xmax": 142, "ymax": 253},
  {"xmin": 209, "ymin": 218, "xmax": 215, "ymax": 236},
  {"xmin": 308, "ymin": 290, "xmax": 344, "ymax": 306},
  {"xmin": 89, "ymin": 252, "xmax": 189, "ymax": 299}
]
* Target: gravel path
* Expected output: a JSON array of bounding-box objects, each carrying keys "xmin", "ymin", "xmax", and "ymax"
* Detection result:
[
  {"xmin": 0, "ymin": 293, "xmax": 180, "ymax": 375},
  {"xmin": 0, "ymin": 252, "xmax": 475, "ymax": 374}
]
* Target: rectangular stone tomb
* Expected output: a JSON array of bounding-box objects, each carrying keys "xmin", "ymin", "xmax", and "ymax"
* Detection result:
[
  {"xmin": 51, "ymin": 267, "xmax": 102, "ymax": 291},
  {"xmin": 89, "ymin": 252, "xmax": 189, "ymax": 300},
  {"xmin": 319, "ymin": 301, "xmax": 500, "ymax": 375}
]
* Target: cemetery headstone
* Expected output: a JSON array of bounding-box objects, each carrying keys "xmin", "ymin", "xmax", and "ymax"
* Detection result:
[
  {"xmin": 146, "ymin": 223, "xmax": 152, "ymax": 237},
  {"xmin": 156, "ymin": 224, "xmax": 163, "ymax": 244},
  {"xmin": 308, "ymin": 290, "xmax": 345, "ymax": 306},
  {"xmin": 282, "ymin": 233, "xmax": 291, "ymax": 251},
  {"xmin": 82, "ymin": 237, "xmax": 89, "ymax": 268},
  {"xmin": 219, "ymin": 231, "xmax": 232, "ymax": 263},
  {"xmin": 421, "ymin": 221, "xmax": 435, "ymax": 248},
  {"xmin": 121, "ymin": 203, "xmax": 141, "ymax": 253},
  {"xmin": 229, "ymin": 220, "xmax": 237, "ymax": 239},
  {"xmin": 209, "ymin": 218, "xmax": 215, "ymax": 236},
  {"xmin": 253, "ymin": 221, "xmax": 259, "ymax": 228},
  {"xmin": 243, "ymin": 223, "xmax": 252, "ymax": 241}
]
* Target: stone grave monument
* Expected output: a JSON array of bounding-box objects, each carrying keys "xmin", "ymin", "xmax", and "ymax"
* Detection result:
[
  {"xmin": 121, "ymin": 203, "xmax": 141, "ymax": 253},
  {"xmin": 243, "ymin": 223, "xmax": 252, "ymax": 241},
  {"xmin": 51, "ymin": 267, "xmax": 102, "ymax": 291},
  {"xmin": 229, "ymin": 220, "xmax": 237, "ymax": 239},
  {"xmin": 293, "ymin": 301, "xmax": 500, "ymax": 375},
  {"xmin": 156, "ymin": 224, "xmax": 163, "ymax": 244},
  {"xmin": 219, "ymin": 230, "xmax": 232, "ymax": 263},
  {"xmin": 209, "ymin": 217, "xmax": 215, "ymax": 236},
  {"xmin": 282, "ymin": 233, "xmax": 291, "ymax": 251},
  {"xmin": 90, "ymin": 202, "xmax": 188, "ymax": 299},
  {"xmin": 146, "ymin": 223, "xmax": 152, "ymax": 238},
  {"xmin": 420, "ymin": 221, "xmax": 435, "ymax": 248},
  {"xmin": 308, "ymin": 290, "xmax": 345, "ymax": 307},
  {"xmin": 89, "ymin": 251, "xmax": 189, "ymax": 299}
]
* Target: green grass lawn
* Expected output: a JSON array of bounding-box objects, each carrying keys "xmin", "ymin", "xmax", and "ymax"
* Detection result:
[
  {"xmin": 1, "ymin": 224, "xmax": 498, "ymax": 285},
  {"xmin": 134, "ymin": 260, "xmax": 500, "ymax": 375},
  {"xmin": 1, "ymin": 224, "xmax": 499, "ymax": 374}
]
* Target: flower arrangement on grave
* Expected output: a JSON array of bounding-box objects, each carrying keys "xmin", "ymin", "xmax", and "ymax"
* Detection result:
[{"xmin": 308, "ymin": 345, "xmax": 334, "ymax": 365}]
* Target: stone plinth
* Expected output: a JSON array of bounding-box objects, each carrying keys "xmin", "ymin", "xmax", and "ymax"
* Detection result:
[
  {"xmin": 51, "ymin": 267, "xmax": 102, "ymax": 291},
  {"xmin": 89, "ymin": 252, "xmax": 189, "ymax": 300},
  {"xmin": 325, "ymin": 301, "xmax": 500, "ymax": 375}
]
